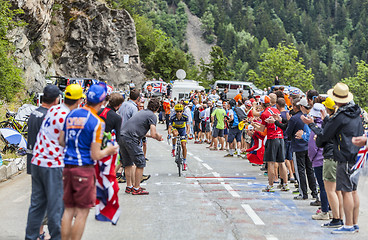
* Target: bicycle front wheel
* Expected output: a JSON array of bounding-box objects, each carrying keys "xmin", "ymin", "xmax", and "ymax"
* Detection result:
[
  {"xmin": 0, "ymin": 121, "xmax": 13, "ymax": 129},
  {"xmin": 176, "ymin": 146, "xmax": 182, "ymax": 177}
]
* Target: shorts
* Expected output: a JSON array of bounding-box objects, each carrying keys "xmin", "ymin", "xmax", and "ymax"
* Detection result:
[
  {"xmin": 336, "ymin": 161, "xmax": 358, "ymax": 192},
  {"xmin": 228, "ymin": 127, "xmax": 242, "ymax": 143},
  {"xmin": 194, "ymin": 121, "xmax": 201, "ymax": 133},
  {"xmin": 224, "ymin": 128, "xmax": 228, "ymax": 135},
  {"xmin": 63, "ymin": 166, "xmax": 96, "ymax": 209},
  {"xmin": 205, "ymin": 122, "xmax": 211, "ymax": 132},
  {"xmin": 172, "ymin": 127, "xmax": 187, "ymax": 141},
  {"xmin": 120, "ymin": 138, "xmax": 146, "ymax": 168},
  {"xmin": 213, "ymin": 128, "xmax": 224, "ymax": 138},
  {"xmin": 201, "ymin": 121, "xmax": 206, "ymax": 132},
  {"xmin": 284, "ymin": 140, "xmax": 292, "ymax": 160},
  {"xmin": 263, "ymin": 138, "xmax": 285, "ymax": 163},
  {"xmin": 323, "ymin": 158, "xmax": 337, "ymax": 182}
]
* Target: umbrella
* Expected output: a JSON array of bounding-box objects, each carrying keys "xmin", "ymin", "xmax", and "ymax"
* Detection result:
[{"xmin": 0, "ymin": 128, "xmax": 27, "ymax": 149}]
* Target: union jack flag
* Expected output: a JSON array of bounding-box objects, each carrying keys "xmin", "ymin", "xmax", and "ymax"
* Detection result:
[
  {"xmin": 351, "ymin": 144, "xmax": 368, "ymax": 171},
  {"xmin": 152, "ymin": 82, "xmax": 164, "ymax": 93}
]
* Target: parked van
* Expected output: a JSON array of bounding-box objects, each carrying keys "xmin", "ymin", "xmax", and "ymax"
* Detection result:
[
  {"xmin": 213, "ymin": 80, "xmax": 263, "ymax": 99},
  {"xmin": 171, "ymin": 80, "xmax": 205, "ymax": 100}
]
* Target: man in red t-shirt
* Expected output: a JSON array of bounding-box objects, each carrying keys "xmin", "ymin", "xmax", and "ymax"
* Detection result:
[{"xmin": 252, "ymin": 95, "xmax": 289, "ymax": 192}]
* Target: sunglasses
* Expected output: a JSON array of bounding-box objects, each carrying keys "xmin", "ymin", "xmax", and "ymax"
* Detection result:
[{"xmin": 176, "ymin": 110, "xmax": 183, "ymax": 113}]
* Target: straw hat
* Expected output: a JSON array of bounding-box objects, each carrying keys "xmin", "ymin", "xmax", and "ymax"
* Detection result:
[{"xmin": 327, "ymin": 83, "xmax": 353, "ymax": 104}]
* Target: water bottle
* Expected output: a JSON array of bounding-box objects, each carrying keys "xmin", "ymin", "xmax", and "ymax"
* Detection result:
[{"xmin": 0, "ymin": 153, "xmax": 3, "ymax": 167}]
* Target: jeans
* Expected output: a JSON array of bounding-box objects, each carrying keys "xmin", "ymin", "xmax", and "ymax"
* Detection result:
[
  {"xmin": 25, "ymin": 165, "xmax": 64, "ymax": 240},
  {"xmin": 295, "ymin": 151, "xmax": 317, "ymax": 198},
  {"xmin": 314, "ymin": 166, "xmax": 329, "ymax": 212}
]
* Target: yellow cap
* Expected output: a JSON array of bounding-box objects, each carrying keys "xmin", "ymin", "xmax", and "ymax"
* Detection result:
[
  {"xmin": 238, "ymin": 120, "xmax": 246, "ymax": 130},
  {"xmin": 64, "ymin": 84, "xmax": 84, "ymax": 100},
  {"xmin": 322, "ymin": 97, "xmax": 335, "ymax": 110}
]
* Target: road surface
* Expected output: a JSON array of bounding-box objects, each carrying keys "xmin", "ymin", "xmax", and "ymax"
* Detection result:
[{"xmin": 0, "ymin": 123, "xmax": 367, "ymax": 240}]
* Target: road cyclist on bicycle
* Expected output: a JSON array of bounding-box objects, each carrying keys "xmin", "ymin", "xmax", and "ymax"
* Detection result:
[{"xmin": 168, "ymin": 104, "xmax": 190, "ymax": 171}]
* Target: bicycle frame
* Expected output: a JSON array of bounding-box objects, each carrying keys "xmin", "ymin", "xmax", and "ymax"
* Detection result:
[{"xmin": 0, "ymin": 110, "xmax": 28, "ymax": 136}]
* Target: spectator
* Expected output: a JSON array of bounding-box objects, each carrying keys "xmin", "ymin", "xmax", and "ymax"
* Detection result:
[
  {"xmin": 210, "ymin": 101, "xmax": 226, "ymax": 151},
  {"xmin": 302, "ymin": 83, "xmax": 364, "ymax": 234},
  {"xmin": 208, "ymin": 89, "xmax": 220, "ymax": 102},
  {"xmin": 59, "ymin": 84, "xmax": 118, "ymax": 240}
]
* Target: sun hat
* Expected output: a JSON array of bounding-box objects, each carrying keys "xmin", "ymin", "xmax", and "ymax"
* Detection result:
[
  {"xmin": 327, "ymin": 82, "xmax": 353, "ymax": 104},
  {"xmin": 260, "ymin": 95, "xmax": 270, "ymax": 104},
  {"xmin": 309, "ymin": 103, "xmax": 325, "ymax": 118},
  {"xmin": 64, "ymin": 84, "xmax": 84, "ymax": 100},
  {"xmin": 87, "ymin": 84, "xmax": 107, "ymax": 104},
  {"xmin": 322, "ymin": 97, "xmax": 335, "ymax": 110}
]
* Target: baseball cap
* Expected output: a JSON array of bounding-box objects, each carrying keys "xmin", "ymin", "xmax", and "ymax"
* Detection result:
[
  {"xmin": 87, "ymin": 84, "xmax": 107, "ymax": 103},
  {"xmin": 296, "ymin": 98, "xmax": 309, "ymax": 107},
  {"xmin": 245, "ymin": 100, "xmax": 252, "ymax": 107},
  {"xmin": 260, "ymin": 95, "xmax": 270, "ymax": 104},
  {"xmin": 309, "ymin": 103, "xmax": 325, "ymax": 118},
  {"xmin": 322, "ymin": 97, "xmax": 336, "ymax": 110},
  {"xmin": 64, "ymin": 84, "xmax": 84, "ymax": 100},
  {"xmin": 246, "ymin": 125, "xmax": 254, "ymax": 131},
  {"xmin": 43, "ymin": 85, "xmax": 62, "ymax": 99}
]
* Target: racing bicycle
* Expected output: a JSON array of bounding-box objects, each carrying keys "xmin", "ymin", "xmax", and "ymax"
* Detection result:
[
  {"xmin": 168, "ymin": 135, "xmax": 184, "ymax": 177},
  {"xmin": 0, "ymin": 109, "xmax": 29, "ymax": 137}
]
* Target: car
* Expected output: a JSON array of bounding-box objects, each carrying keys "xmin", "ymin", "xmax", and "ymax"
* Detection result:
[
  {"xmin": 271, "ymin": 85, "xmax": 305, "ymax": 96},
  {"xmin": 213, "ymin": 80, "xmax": 264, "ymax": 99}
]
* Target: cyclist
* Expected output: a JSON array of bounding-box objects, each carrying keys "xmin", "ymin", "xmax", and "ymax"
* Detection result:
[{"xmin": 168, "ymin": 104, "xmax": 190, "ymax": 170}]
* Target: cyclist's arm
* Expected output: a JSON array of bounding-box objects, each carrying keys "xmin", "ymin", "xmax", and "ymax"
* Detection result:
[{"xmin": 168, "ymin": 125, "xmax": 172, "ymax": 135}]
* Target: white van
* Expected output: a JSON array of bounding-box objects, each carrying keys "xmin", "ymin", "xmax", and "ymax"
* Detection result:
[
  {"xmin": 171, "ymin": 80, "xmax": 205, "ymax": 100},
  {"xmin": 213, "ymin": 80, "xmax": 263, "ymax": 99}
]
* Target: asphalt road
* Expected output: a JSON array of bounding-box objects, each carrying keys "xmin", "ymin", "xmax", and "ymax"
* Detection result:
[{"xmin": 0, "ymin": 123, "xmax": 367, "ymax": 240}]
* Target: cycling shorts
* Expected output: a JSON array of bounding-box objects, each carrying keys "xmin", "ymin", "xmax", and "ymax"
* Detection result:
[{"xmin": 172, "ymin": 127, "xmax": 187, "ymax": 142}]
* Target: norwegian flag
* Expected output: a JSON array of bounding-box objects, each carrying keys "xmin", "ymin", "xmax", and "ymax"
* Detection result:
[
  {"xmin": 95, "ymin": 131, "xmax": 120, "ymax": 225},
  {"xmin": 152, "ymin": 82, "xmax": 164, "ymax": 93}
]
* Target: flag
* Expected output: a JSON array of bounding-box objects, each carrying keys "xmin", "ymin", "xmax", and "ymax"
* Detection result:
[
  {"xmin": 351, "ymin": 144, "xmax": 368, "ymax": 171},
  {"xmin": 152, "ymin": 82, "xmax": 164, "ymax": 93},
  {"xmin": 95, "ymin": 131, "xmax": 120, "ymax": 225}
]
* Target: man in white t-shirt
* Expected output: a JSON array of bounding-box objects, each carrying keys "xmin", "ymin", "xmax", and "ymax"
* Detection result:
[{"xmin": 25, "ymin": 84, "xmax": 84, "ymax": 240}]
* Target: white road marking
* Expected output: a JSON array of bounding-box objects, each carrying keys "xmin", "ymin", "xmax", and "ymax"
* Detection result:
[
  {"xmin": 202, "ymin": 163, "xmax": 213, "ymax": 170},
  {"xmin": 223, "ymin": 184, "xmax": 240, "ymax": 198},
  {"xmin": 265, "ymin": 235, "xmax": 278, "ymax": 240},
  {"xmin": 212, "ymin": 172, "xmax": 224, "ymax": 181},
  {"xmin": 193, "ymin": 156, "xmax": 203, "ymax": 162},
  {"xmin": 241, "ymin": 204, "xmax": 265, "ymax": 225},
  {"xmin": 13, "ymin": 192, "xmax": 30, "ymax": 203}
]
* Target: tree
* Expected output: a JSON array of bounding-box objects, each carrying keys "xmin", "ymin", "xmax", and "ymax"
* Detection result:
[
  {"xmin": 342, "ymin": 61, "xmax": 368, "ymax": 111},
  {"xmin": 199, "ymin": 46, "xmax": 234, "ymax": 85},
  {"xmin": 0, "ymin": 0, "xmax": 24, "ymax": 101},
  {"xmin": 247, "ymin": 43, "xmax": 314, "ymax": 92}
]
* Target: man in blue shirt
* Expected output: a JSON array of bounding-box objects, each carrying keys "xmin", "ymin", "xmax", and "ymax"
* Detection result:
[{"xmin": 59, "ymin": 84, "xmax": 118, "ymax": 240}]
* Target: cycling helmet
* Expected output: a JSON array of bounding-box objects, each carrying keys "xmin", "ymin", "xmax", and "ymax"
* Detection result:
[{"xmin": 174, "ymin": 104, "xmax": 184, "ymax": 112}]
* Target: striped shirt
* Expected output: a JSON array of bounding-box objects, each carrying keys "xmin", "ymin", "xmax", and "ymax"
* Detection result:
[{"xmin": 63, "ymin": 106, "xmax": 105, "ymax": 166}]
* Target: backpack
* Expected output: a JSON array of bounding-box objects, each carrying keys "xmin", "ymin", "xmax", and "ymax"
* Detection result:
[{"xmin": 234, "ymin": 107, "xmax": 247, "ymax": 122}]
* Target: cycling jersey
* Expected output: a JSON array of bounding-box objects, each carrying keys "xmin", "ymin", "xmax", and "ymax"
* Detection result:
[
  {"xmin": 169, "ymin": 114, "xmax": 188, "ymax": 129},
  {"xmin": 63, "ymin": 106, "xmax": 105, "ymax": 166}
]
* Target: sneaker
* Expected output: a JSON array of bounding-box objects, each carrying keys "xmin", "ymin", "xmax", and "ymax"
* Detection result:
[
  {"xmin": 312, "ymin": 211, "xmax": 329, "ymax": 220},
  {"xmin": 292, "ymin": 190, "xmax": 300, "ymax": 195},
  {"xmin": 171, "ymin": 149, "xmax": 175, "ymax": 157},
  {"xmin": 276, "ymin": 183, "xmax": 283, "ymax": 189},
  {"xmin": 260, "ymin": 167, "xmax": 267, "ymax": 171},
  {"xmin": 354, "ymin": 225, "xmax": 359, "ymax": 232},
  {"xmin": 289, "ymin": 178, "xmax": 296, "ymax": 183},
  {"xmin": 183, "ymin": 163, "xmax": 187, "ymax": 171},
  {"xmin": 132, "ymin": 187, "xmax": 149, "ymax": 195},
  {"xmin": 224, "ymin": 153, "xmax": 233, "ymax": 157},
  {"xmin": 321, "ymin": 219, "xmax": 343, "ymax": 228},
  {"xmin": 117, "ymin": 175, "xmax": 126, "ymax": 183},
  {"xmin": 39, "ymin": 232, "xmax": 45, "ymax": 240},
  {"xmin": 125, "ymin": 186, "xmax": 133, "ymax": 194},
  {"xmin": 194, "ymin": 140, "xmax": 199, "ymax": 144},
  {"xmin": 331, "ymin": 226, "xmax": 356, "ymax": 234},
  {"xmin": 188, "ymin": 137, "xmax": 193, "ymax": 140},
  {"xmin": 294, "ymin": 195, "xmax": 308, "ymax": 200},
  {"xmin": 140, "ymin": 174, "xmax": 151, "ymax": 183},
  {"xmin": 262, "ymin": 185, "xmax": 275, "ymax": 192},
  {"xmin": 310, "ymin": 200, "xmax": 321, "ymax": 206},
  {"xmin": 281, "ymin": 184, "xmax": 290, "ymax": 191}
]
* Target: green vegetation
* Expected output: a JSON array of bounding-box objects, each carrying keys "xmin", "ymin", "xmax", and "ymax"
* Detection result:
[
  {"xmin": 248, "ymin": 44, "xmax": 314, "ymax": 92},
  {"xmin": 0, "ymin": 0, "xmax": 24, "ymax": 102}
]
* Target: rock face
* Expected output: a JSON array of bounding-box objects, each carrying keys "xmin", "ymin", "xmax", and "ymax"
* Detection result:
[{"xmin": 9, "ymin": 0, "xmax": 145, "ymax": 93}]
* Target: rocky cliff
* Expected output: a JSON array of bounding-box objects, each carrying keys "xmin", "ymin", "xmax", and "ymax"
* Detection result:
[{"xmin": 9, "ymin": 0, "xmax": 145, "ymax": 93}]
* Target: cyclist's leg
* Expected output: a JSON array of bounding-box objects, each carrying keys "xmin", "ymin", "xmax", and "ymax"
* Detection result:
[{"xmin": 171, "ymin": 128, "xmax": 178, "ymax": 156}]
